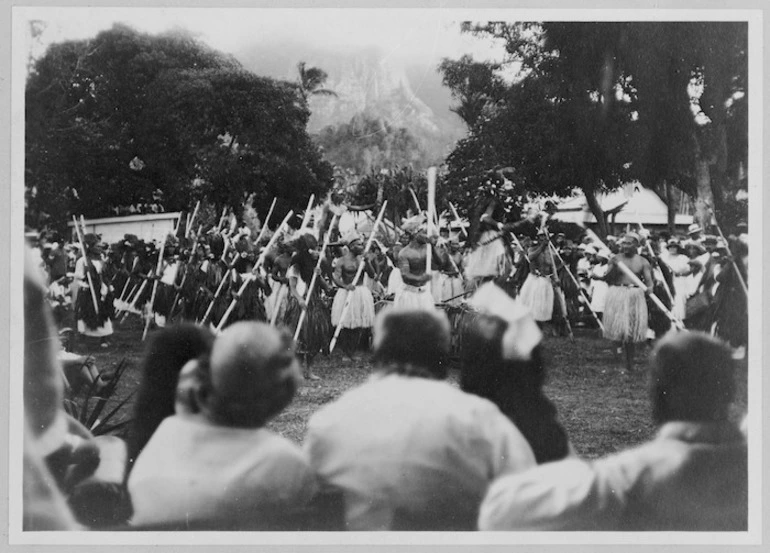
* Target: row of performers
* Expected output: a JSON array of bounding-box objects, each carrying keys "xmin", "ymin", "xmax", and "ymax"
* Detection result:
[{"xmin": 47, "ymin": 205, "xmax": 747, "ymax": 368}]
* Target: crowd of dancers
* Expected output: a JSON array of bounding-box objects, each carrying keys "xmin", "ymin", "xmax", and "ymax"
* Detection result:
[{"xmin": 30, "ymin": 194, "xmax": 749, "ymax": 377}]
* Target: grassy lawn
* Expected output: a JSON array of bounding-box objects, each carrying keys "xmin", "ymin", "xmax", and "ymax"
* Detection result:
[{"xmin": 71, "ymin": 319, "xmax": 748, "ymax": 460}]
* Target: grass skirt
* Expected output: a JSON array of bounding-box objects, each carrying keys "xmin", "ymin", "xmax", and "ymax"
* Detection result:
[
  {"xmin": 465, "ymin": 230, "xmax": 509, "ymax": 280},
  {"xmin": 266, "ymin": 282, "xmax": 290, "ymax": 325},
  {"xmin": 519, "ymin": 274, "xmax": 554, "ymax": 322},
  {"xmin": 284, "ymin": 293, "xmax": 332, "ymax": 355},
  {"xmin": 392, "ymin": 283, "xmax": 436, "ymax": 312},
  {"xmin": 590, "ymin": 280, "xmax": 609, "ymax": 313},
  {"xmin": 331, "ymin": 286, "xmax": 375, "ymax": 328},
  {"xmin": 603, "ymin": 286, "xmax": 648, "ymax": 343},
  {"xmin": 432, "ymin": 272, "xmax": 465, "ymax": 305}
]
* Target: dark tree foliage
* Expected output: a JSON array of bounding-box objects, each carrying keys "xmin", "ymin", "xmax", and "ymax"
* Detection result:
[
  {"xmin": 443, "ymin": 21, "xmax": 748, "ymax": 234},
  {"xmin": 26, "ymin": 24, "xmax": 333, "ymax": 232}
]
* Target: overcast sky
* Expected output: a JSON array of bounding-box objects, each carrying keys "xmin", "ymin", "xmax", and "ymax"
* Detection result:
[{"xmin": 19, "ymin": 7, "xmax": 511, "ymax": 68}]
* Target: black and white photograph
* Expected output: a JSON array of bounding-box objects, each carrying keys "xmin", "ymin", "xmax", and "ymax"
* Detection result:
[{"xmin": 7, "ymin": 4, "xmax": 764, "ymax": 548}]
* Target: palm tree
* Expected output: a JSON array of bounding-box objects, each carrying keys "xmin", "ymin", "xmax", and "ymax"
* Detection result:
[{"xmin": 296, "ymin": 61, "xmax": 338, "ymax": 103}]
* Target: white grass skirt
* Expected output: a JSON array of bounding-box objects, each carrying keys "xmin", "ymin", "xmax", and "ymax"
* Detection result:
[
  {"xmin": 392, "ymin": 283, "xmax": 436, "ymax": 312},
  {"xmin": 77, "ymin": 319, "xmax": 113, "ymax": 338},
  {"xmin": 602, "ymin": 286, "xmax": 648, "ymax": 343},
  {"xmin": 590, "ymin": 280, "xmax": 609, "ymax": 313},
  {"xmin": 518, "ymin": 273, "xmax": 554, "ymax": 322},
  {"xmin": 432, "ymin": 272, "xmax": 465, "ymax": 305},
  {"xmin": 266, "ymin": 282, "xmax": 289, "ymax": 325},
  {"xmin": 331, "ymin": 285, "xmax": 376, "ymax": 328},
  {"xmin": 465, "ymin": 230, "xmax": 508, "ymax": 280},
  {"xmin": 386, "ymin": 268, "xmax": 404, "ymax": 297}
]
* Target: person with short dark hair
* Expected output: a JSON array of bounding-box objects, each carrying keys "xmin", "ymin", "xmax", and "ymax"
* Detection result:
[
  {"xmin": 125, "ymin": 324, "xmax": 215, "ymax": 475},
  {"xmin": 305, "ymin": 308, "xmax": 536, "ymax": 530},
  {"xmin": 478, "ymin": 331, "xmax": 747, "ymax": 531},
  {"xmin": 128, "ymin": 322, "xmax": 317, "ymax": 527}
]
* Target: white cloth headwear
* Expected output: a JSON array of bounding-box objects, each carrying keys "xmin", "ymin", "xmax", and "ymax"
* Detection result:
[{"xmin": 468, "ymin": 282, "xmax": 543, "ymax": 361}]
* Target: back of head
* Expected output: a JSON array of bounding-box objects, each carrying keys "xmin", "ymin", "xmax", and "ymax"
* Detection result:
[
  {"xmin": 128, "ymin": 324, "xmax": 215, "ymax": 466},
  {"xmin": 202, "ymin": 322, "xmax": 301, "ymax": 428},
  {"xmin": 372, "ymin": 309, "xmax": 451, "ymax": 379},
  {"xmin": 460, "ymin": 313, "xmax": 546, "ymax": 399},
  {"xmin": 649, "ymin": 331, "xmax": 735, "ymax": 425}
]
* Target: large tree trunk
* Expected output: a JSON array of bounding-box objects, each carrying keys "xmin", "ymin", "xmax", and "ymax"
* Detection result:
[
  {"xmin": 693, "ymin": 157, "xmax": 715, "ymax": 232},
  {"xmin": 664, "ymin": 181, "xmax": 676, "ymax": 234},
  {"xmin": 583, "ymin": 186, "xmax": 608, "ymax": 238}
]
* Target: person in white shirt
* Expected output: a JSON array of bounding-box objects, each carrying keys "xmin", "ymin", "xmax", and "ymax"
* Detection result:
[
  {"xmin": 478, "ymin": 330, "xmax": 747, "ymax": 531},
  {"xmin": 659, "ymin": 239, "xmax": 692, "ymax": 321},
  {"xmin": 128, "ymin": 321, "xmax": 318, "ymax": 528},
  {"xmin": 304, "ymin": 308, "xmax": 536, "ymax": 530}
]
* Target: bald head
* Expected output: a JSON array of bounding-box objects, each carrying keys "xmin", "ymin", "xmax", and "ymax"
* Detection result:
[{"xmin": 204, "ymin": 322, "xmax": 300, "ymax": 427}]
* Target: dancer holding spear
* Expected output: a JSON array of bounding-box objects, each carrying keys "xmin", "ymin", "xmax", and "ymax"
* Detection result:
[
  {"xmin": 216, "ymin": 210, "xmax": 294, "ymax": 332},
  {"xmin": 72, "ymin": 218, "xmax": 114, "ymax": 347},
  {"xmin": 329, "ymin": 202, "xmax": 388, "ymax": 355},
  {"xmin": 142, "ymin": 236, "xmax": 167, "ymax": 340},
  {"xmin": 285, "ymin": 216, "xmax": 338, "ymax": 380},
  {"xmin": 603, "ymin": 232, "xmax": 657, "ymax": 372}
]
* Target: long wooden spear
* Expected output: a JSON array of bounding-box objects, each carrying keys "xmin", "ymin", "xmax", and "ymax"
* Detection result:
[
  {"xmin": 329, "ymin": 202, "xmax": 388, "ymax": 353},
  {"xmin": 185, "ymin": 201, "xmax": 201, "ymax": 239},
  {"xmin": 215, "ymin": 210, "xmax": 294, "ymax": 332},
  {"xmin": 616, "ymin": 260, "xmax": 686, "ymax": 331},
  {"xmin": 546, "ymin": 236, "xmax": 604, "ymax": 333},
  {"xmin": 72, "ymin": 216, "xmax": 100, "ymax": 316},
  {"xmin": 199, "ymin": 250, "xmax": 233, "ymax": 325},
  {"xmin": 293, "ymin": 214, "xmax": 338, "ymax": 342},
  {"xmin": 709, "ymin": 207, "xmax": 748, "ymax": 297},
  {"xmin": 254, "ymin": 197, "xmax": 277, "ymax": 246},
  {"xmin": 142, "ymin": 237, "xmax": 167, "ymax": 340},
  {"xmin": 301, "ymin": 194, "xmax": 315, "ymax": 229}
]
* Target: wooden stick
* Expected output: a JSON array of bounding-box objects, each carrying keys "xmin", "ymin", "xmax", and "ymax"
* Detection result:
[
  {"xmin": 120, "ymin": 274, "xmax": 151, "ymax": 322},
  {"xmin": 293, "ymin": 214, "xmax": 338, "ymax": 342},
  {"xmin": 709, "ymin": 208, "xmax": 748, "ymax": 298},
  {"xmin": 142, "ymin": 237, "xmax": 167, "ymax": 340},
  {"xmin": 72, "ymin": 216, "xmax": 100, "ymax": 316},
  {"xmin": 329, "ymin": 202, "xmax": 388, "ymax": 353},
  {"xmin": 546, "ymin": 238, "xmax": 604, "ymax": 332},
  {"xmin": 186, "ymin": 201, "xmax": 201, "ymax": 239},
  {"xmin": 616, "ymin": 260, "xmax": 686, "ymax": 331},
  {"xmin": 199, "ymin": 268, "xmax": 232, "ymax": 325},
  {"xmin": 301, "ymin": 194, "xmax": 315, "ymax": 229},
  {"xmin": 269, "ymin": 283, "xmax": 287, "ymax": 327},
  {"xmin": 408, "ymin": 187, "xmax": 422, "ymax": 214},
  {"xmin": 255, "ymin": 197, "xmax": 277, "ymax": 246},
  {"xmin": 216, "ymin": 210, "xmax": 294, "ymax": 332}
]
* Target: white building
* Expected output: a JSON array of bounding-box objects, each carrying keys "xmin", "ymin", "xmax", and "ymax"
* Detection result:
[{"xmin": 68, "ymin": 212, "xmax": 182, "ymax": 244}]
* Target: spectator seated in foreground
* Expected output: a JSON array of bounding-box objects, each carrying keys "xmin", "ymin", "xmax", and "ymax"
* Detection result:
[
  {"xmin": 24, "ymin": 246, "xmax": 129, "ymax": 529},
  {"xmin": 478, "ymin": 330, "xmax": 747, "ymax": 531},
  {"xmin": 127, "ymin": 321, "xmax": 319, "ymax": 529},
  {"xmin": 304, "ymin": 308, "xmax": 537, "ymax": 531},
  {"xmin": 460, "ymin": 283, "xmax": 574, "ymax": 464},
  {"xmin": 124, "ymin": 323, "xmax": 215, "ymax": 477}
]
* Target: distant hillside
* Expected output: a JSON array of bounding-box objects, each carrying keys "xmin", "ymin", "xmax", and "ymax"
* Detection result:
[{"xmin": 234, "ymin": 39, "xmax": 466, "ymax": 168}]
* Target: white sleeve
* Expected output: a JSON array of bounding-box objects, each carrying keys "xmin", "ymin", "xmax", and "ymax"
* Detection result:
[{"xmin": 478, "ymin": 456, "xmax": 630, "ymax": 531}]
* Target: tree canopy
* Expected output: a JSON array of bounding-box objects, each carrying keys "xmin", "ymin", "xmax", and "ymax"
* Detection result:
[
  {"xmin": 26, "ymin": 24, "xmax": 333, "ymax": 232},
  {"xmin": 439, "ymin": 21, "xmax": 748, "ymax": 234}
]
